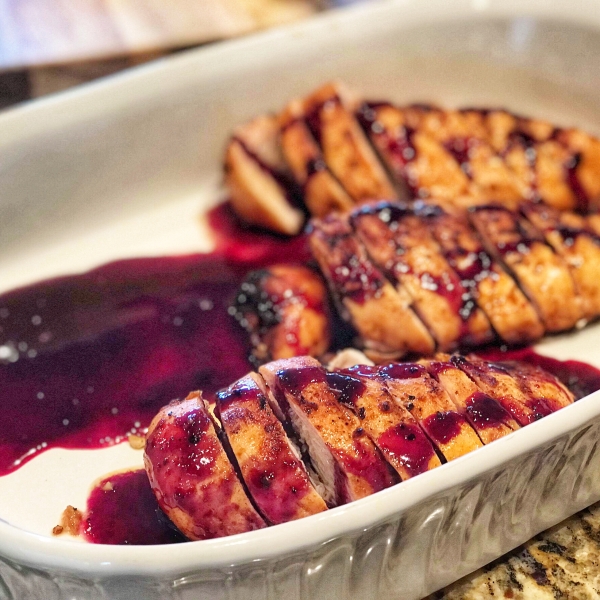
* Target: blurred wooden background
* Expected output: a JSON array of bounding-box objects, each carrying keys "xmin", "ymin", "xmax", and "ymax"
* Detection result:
[
  {"xmin": 0, "ymin": 0, "xmax": 317, "ymax": 70},
  {"xmin": 0, "ymin": 0, "xmax": 335, "ymax": 108}
]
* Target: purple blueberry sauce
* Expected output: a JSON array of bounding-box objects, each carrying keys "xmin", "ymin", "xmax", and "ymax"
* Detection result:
[
  {"xmin": 422, "ymin": 411, "xmax": 465, "ymax": 446},
  {"xmin": 0, "ymin": 204, "xmax": 308, "ymax": 476},
  {"xmin": 82, "ymin": 470, "xmax": 185, "ymax": 545},
  {"xmin": 377, "ymin": 422, "xmax": 437, "ymax": 477}
]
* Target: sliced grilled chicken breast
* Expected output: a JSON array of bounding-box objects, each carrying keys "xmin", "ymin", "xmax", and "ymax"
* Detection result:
[
  {"xmin": 410, "ymin": 105, "xmax": 528, "ymax": 205},
  {"xmin": 279, "ymin": 99, "xmax": 354, "ymax": 217},
  {"xmin": 521, "ymin": 202, "xmax": 600, "ymax": 320},
  {"xmin": 451, "ymin": 355, "xmax": 554, "ymax": 426},
  {"xmin": 215, "ymin": 373, "xmax": 327, "ymax": 524},
  {"xmin": 259, "ymin": 357, "xmax": 397, "ymax": 505},
  {"xmin": 588, "ymin": 214, "xmax": 600, "ymax": 236},
  {"xmin": 301, "ymin": 83, "xmax": 397, "ymax": 203},
  {"xmin": 357, "ymin": 102, "xmax": 470, "ymax": 201},
  {"xmin": 420, "ymin": 356, "xmax": 519, "ymax": 444},
  {"xmin": 381, "ymin": 363, "xmax": 483, "ymax": 461},
  {"xmin": 309, "ymin": 214, "xmax": 435, "ymax": 359},
  {"xmin": 144, "ymin": 392, "xmax": 266, "ymax": 540},
  {"xmin": 351, "ymin": 201, "xmax": 494, "ymax": 350},
  {"xmin": 224, "ymin": 115, "xmax": 304, "ymax": 235},
  {"xmin": 553, "ymin": 128, "xmax": 600, "ymax": 213},
  {"xmin": 327, "ymin": 368, "xmax": 441, "ymax": 479},
  {"xmin": 231, "ymin": 265, "xmax": 331, "ymax": 363},
  {"xmin": 420, "ymin": 201, "xmax": 545, "ymax": 344},
  {"xmin": 470, "ymin": 205, "xmax": 583, "ymax": 332}
]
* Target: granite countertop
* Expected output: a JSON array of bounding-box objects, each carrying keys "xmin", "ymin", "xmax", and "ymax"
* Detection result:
[{"xmin": 432, "ymin": 502, "xmax": 600, "ymax": 599}]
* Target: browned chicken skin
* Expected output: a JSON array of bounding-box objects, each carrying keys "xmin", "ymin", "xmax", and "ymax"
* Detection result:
[
  {"xmin": 216, "ymin": 373, "xmax": 327, "ymax": 524},
  {"xmin": 144, "ymin": 392, "xmax": 266, "ymax": 540},
  {"xmin": 451, "ymin": 355, "xmax": 556, "ymax": 426},
  {"xmin": 420, "ymin": 355, "xmax": 519, "ymax": 444},
  {"xmin": 419, "ymin": 201, "xmax": 545, "ymax": 345},
  {"xmin": 326, "ymin": 367, "xmax": 442, "ymax": 479},
  {"xmin": 469, "ymin": 205, "xmax": 583, "ymax": 332},
  {"xmin": 351, "ymin": 201, "xmax": 494, "ymax": 350},
  {"xmin": 279, "ymin": 99, "xmax": 354, "ymax": 217},
  {"xmin": 231, "ymin": 264, "xmax": 331, "ymax": 363},
  {"xmin": 259, "ymin": 356, "xmax": 397, "ymax": 505},
  {"xmin": 309, "ymin": 214, "xmax": 435, "ymax": 359},
  {"xmin": 521, "ymin": 201, "xmax": 600, "ymax": 320},
  {"xmin": 300, "ymin": 83, "xmax": 397, "ymax": 204},
  {"xmin": 381, "ymin": 363, "xmax": 483, "ymax": 461}
]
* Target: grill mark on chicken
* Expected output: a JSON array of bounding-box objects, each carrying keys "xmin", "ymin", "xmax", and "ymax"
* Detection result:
[
  {"xmin": 259, "ymin": 357, "xmax": 397, "ymax": 505},
  {"xmin": 309, "ymin": 214, "xmax": 435, "ymax": 359},
  {"xmin": 231, "ymin": 265, "xmax": 331, "ymax": 364},
  {"xmin": 451, "ymin": 355, "xmax": 555, "ymax": 426},
  {"xmin": 215, "ymin": 373, "xmax": 327, "ymax": 525},
  {"xmin": 351, "ymin": 200, "xmax": 494, "ymax": 350},
  {"xmin": 144, "ymin": 392, "xmax": 266, "ymax": 541},
  {"xmin": 300, "ymin": 83, "xmax": 397, "ymax": 203},
  {"xmin": 421, "ymin": 355, "xmax": 519, "ymax": 444},
  {"xmin": 326, "ymin": 369, "xmax": 441, "ymax": 479},
  {"xmin": 520, "ymin": 202, "xmax": 600, "ymax": 320},
  {"xmin": 469, "ymin": 205, "xmax": 583, "ymax": 332},
  {"xmin": 378, "ymin": 363, "xmax": 484, "ymax": 461}
]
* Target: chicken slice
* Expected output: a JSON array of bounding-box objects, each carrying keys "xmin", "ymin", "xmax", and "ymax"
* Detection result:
[
  {"xmin": 483, "ymin": 113, "xmax": 600, "ymax": 212},
  {"xmin": 420, "ymin": 355, "xmax": 519, "ymax": 444},
  {"xmin": 357, "ymin": 102, "xmax": 470, "ymax": 200},
  {"xmin": 224, "ymin": 115, "xmax": 304, "ymax": 235},
  {"xmin": 420, "ymin": 201, "xmax": 545, "ymax": 345},
  {"xmin": 521, "ymin": 202, "xmax": 600, "ymax": 320},
  {"xmin": 144, "ymin": 392, "xmax": 266, "ymax": 540},
  {"xmin": 553, "ymin": 128, "xmax": 600, "ymax": 213},
  {"xmin": 588, "ymin": 213, "xmax": 600, "ymax": 236},
  {"xmin": 351, "ymin": 201, "xmax": 494, "ymax": 350},
  {"xmin": 491, "ymin": 360, "xmax": 575, "ymax": 413},
  {"xmin": 259, "ymin": 357, "xmax": 397, "ymax": 506},
  {"xmin": 231, "ymin": 265, "xmax": 331, "ymax": 363},
  {"xmin": 279, "ymin": 99, "xmax": 354, "ymax": 217},
  {"xmin": 469, "ymin": 205, "xmax": 583, "ymax": 332},
  {"xmin": 309, "ymin": 214, "xmax": 435, "ymax": 359},
  {"xmin": 327, "ymin": 369, "xmax": 441, "ymax": 479},
  {"xmin": 415, "ymin": 107, "xmax": 528, "ymax": 206},
  {"xmin": 301, "ymin": 83, "xmax": 397, "ymax": 203},
  {"xmin": 380, "ymin": 362, "xmax": 483, "ymax": 461},
  {"xmin": 451, "ymin": 355, "xmax": 553, "ymax": 426},
  {"xmin": 215, "ymin": 373, "xmax": 327, "ymax": 524}
]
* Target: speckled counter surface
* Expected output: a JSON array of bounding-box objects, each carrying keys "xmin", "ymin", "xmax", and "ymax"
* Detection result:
[{"xmin": 431, "ymin": 502, "xmax": 600, "ymax": 599}]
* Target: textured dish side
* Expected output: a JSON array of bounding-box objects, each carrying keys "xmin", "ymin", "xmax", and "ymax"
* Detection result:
[{"xmin": 1, "ymin": 402, "xmax": 600, "ymax": 600}]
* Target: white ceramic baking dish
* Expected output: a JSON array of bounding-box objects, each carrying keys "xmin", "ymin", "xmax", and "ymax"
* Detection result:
[{"xmin": 1, "ymin": 1, "xmax": 600, "ymax": 598}]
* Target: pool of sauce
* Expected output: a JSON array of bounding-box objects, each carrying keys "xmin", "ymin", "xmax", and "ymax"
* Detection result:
[
  {"xmin": 1, "ymin": 202, "xmax": 600, "ymax": 544},
  {"xmin": 0, "ymin": 204, "xmax": 308, "ymax": 477}
]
